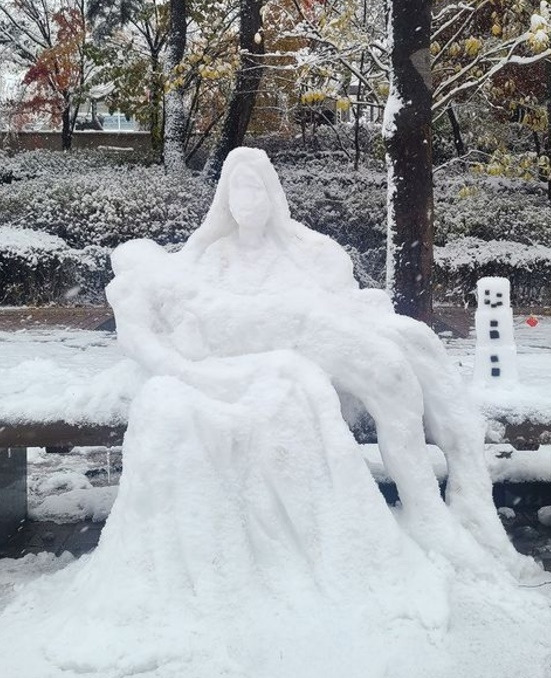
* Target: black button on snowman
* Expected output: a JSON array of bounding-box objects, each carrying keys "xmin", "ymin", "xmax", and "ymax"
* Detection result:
[{"xmin": 474, "ymin": 277, "xmax": 518, "ymax": 385}]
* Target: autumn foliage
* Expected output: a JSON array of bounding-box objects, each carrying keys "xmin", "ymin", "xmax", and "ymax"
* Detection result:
[{"xmin": 21, "ymin": 8, "xmax": 86, "ymax": 125}]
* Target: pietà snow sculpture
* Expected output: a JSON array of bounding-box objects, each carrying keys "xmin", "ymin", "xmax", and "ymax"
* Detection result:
[
  {"xmin": 0, "ymin": 149, "xmax": 551, "ymax": 678},
  {"xmin": 15, "ymin": 147, "xmax": 547, "ymax": 678},
  {"xmin": 107, "ymin": 147, "xmax": 522, "ymax": 571}
]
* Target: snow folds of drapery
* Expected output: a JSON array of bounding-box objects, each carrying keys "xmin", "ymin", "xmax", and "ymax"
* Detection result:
[{"xmin": 1, "ymin": 148, "xmax": 551, "ymax": 678}]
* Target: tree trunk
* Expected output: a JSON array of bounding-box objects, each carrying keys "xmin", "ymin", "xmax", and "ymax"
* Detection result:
[
  {"xmin": 546, "ymin": 59, "xmax": 551, "ymax": 202},
  {"xmin": 150, "ymin": 55, "xmax": 164, "ymax": 155},
  {"xmin": 163, "ymin": 0, "xmax": 188, "ymax": 173},
  {"xmin": 205, "ymin": 0, "xmax": 265, "ymax": 182},
  {"xmin": 61, "ymin": 101, "xmax": 73, "ymax": 151},
  {"xmin": 354, "ymin": 52, "xmax": 366, "ymax": 171},
  {"xmin": 383, "ymin": 0, "xmax": 434, "ymax": 323},
  {"xmin": 447, "ymin": 104, "xmax": 465, "ymax": 157}
]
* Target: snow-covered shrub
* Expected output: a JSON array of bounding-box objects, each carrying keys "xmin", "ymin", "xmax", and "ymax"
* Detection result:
[
  {"xmin": 0, "ymin": 148, "xmax": 157, "ymax": 182},
  {"xmin": 434, "ymin": 175, "xmax": 551, "ymax": 247},
  {"xmin": 251, "ymin": 124, "xmax": 386, "ymax": 166},
  {"xmin": 0, "ymin": 164, "xmax": 214, "ymax": 249},
  {"xmin": 434, "ymin": 237, "xmax": 551, "ymax": 306},
  {"xmin": 278, "ymin": 157, "xmax": 388, "ymax": 284},
  {"xmin": 0, "ymin": 226, "xmax": 110, "ymax": 305}
]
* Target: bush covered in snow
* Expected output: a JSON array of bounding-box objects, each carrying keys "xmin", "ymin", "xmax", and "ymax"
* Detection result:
[
  {"xmin": 0, "ymin": 148, "xmax": 157, "ymax": 183},
  {"xmin": 0, "ymin": 163, "xmax": 213, "ymax": 249},
  {"xmin": 0, "ymin": 147, "xmax": 550, "ymax": 305},
  {"xmin": 0, "ymin": 226, "xmax": 110, "ymax": 305},
  {"xmin": 434, "ymin": 237, "xmax": 551, "ymax": 306},
  {"xmin": 432, "ymin": 173, "xmax": 551, "ymax": 305},
  {"xmin": 434, "ymin": 176, "xmax": 551, "ymax": 247}
]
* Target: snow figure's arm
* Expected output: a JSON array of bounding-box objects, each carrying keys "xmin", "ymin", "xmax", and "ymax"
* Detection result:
[{"xmin": 107, "ymin": 273, "xmax": 184, "ymax": 376}]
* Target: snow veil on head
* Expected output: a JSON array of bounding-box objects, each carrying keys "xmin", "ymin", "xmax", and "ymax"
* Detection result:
[{"xmin": 186, "ymin": 147, "xmax": 295, "ymax": 256}]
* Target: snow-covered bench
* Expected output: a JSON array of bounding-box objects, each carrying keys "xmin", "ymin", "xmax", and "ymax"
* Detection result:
[
  {"xmin": 0, "ymin": 413, "xmax": 548, "ymax": 452},
  {"xmin": 1, "ymin": 409, "xmax": 550, "ymax": 550}
]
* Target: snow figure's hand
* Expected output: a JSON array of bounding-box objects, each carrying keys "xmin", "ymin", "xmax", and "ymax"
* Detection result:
[{"xmin": 228, "ymin": 164, "xmax": 271, "ymax": 248}]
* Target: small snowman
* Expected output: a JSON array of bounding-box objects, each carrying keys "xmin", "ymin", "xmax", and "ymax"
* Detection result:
[{"xmin": 473, "ymin": 277, "xmax": 518, "ymax": 385}]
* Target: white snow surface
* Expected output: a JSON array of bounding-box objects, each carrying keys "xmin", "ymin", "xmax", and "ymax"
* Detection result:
[
  {"xmin": 0, "ymin": 328, "xmax": 142, "ymax": 424},
  {"xmin": 0, "ymin": 225, "xmax": 70, "ymax": 257},
  {"xmin": 1, "ymin": 148, "xmax": 551, "ymax": 678}
]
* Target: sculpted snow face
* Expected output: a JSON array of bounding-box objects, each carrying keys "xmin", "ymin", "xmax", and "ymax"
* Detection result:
[{"xmin": 108, "ymin": 147, "xmax": 533, "ymax": 579}]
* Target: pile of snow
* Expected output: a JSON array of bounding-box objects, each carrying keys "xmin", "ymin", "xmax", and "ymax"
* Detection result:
[
  {"xmin": 0, "ymin": 552, "xmax": 74, "ymax": 611},
  {"xmin": 24, "ymin": 448, "xmax": 121, "ymax": 524},
  {"xmin": 30, "ymin": 486, "xmax": 118, "ymax": 523},
  {"xmin": 0, "ymin": 148, "xmax": 550, "ymax": 678},
  {"xmin": 27, "ymin": 465, "xmax": 118, "ymax": 523}
]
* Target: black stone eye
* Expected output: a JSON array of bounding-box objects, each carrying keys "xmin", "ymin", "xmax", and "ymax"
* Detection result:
[
  {"xmin": 491, "ymin": 368, "xmax": 501, "ymax": 377},
  {"xmin": 485, "ymin": 290, "xmax": 490, "ymax": 295},
  {"xmin": 490, "ymin": 330, "xmax": 500, "ymax": 339},
  {"xmin": 484, "ymin": 299, "xmax": 490, "ymax": 305},
  {"xmin": 495, "ymin": 301, "xmax": 503, "ymax": 307},
  {"xmin": 490, "ymin": 355, "xmax": 499, "ymax": 363},
  {"xmin": 490, "ymin": 320, "xmax": 498, "ymax": 327},
  {"xmin": 496, "ymin": 292, "xmax": 503, "ymax": 298}
]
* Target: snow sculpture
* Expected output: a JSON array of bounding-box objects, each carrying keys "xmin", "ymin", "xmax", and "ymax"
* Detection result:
[
  {"xmin": 107, "ymin": 147, "xmax": 521, "ymax": 571},
  {"xmin": 4, "ymin": 148, "xmax": 549, "ymax": 678},
  {"xmin": 474, "ymin": 277, "xmax": 518, "ymax": 385}
]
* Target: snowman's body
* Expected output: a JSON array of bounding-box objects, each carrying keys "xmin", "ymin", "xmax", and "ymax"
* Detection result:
[{"xmin": 473, "ymin": 277, "xmax": 518, "ymax": 385}]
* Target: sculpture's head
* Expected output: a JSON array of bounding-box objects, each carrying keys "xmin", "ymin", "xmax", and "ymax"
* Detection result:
[{"xmin": 186, "ymin": 147, "xmax": 294, "ymax": 255}]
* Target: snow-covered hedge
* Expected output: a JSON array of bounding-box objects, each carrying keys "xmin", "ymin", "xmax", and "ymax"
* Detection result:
[
  {"xmin": 434, "ymin": 176, "xmax": 551, "ymax": 247},
  {"xmin": 1, "ymin": 148, "xmax": 550, "ymax": 305},
  {"xmin": 0, "ymin": 148, "xmax": 157, "ymax": 182},
  {"xmin": 434, "ymin": 237, "xmax": 551, "ymax": 306},
  {"xmin": 0, "ymin": 164, "xmax": 213, "ymax": 249},
  {"xmin": 0, "ymin": 226, "xmax": 110, "ymax": 305}
]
